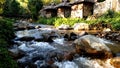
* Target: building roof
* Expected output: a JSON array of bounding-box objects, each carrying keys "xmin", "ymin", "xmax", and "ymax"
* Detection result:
[
  {"xmin": 70, "ymin": 0, "xmax": 97, "ymax": 5},
  {"xmin": 43, "ymin": 3, "xmax": 56, "ymax": 10},
  {"xmin": 55, "ymin": 1, "xmax": 71, "ymax": 8}
]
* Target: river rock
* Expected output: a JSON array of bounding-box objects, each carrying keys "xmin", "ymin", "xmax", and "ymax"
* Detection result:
[
  {"xmin": 103, "ymin": 28, "xmax": 111, "ymax": 32},
  {"xmin": 58, "ymin": 24, "xmax": 72, "ymax": 30},
  {"xmin": 74, "ymin": 35, "xmax": 113, "ymax": 59},
  {"xmin": 63, "ymin": 52, "xmax": 75, "ymax": 61},
  {"xmin": 16, "ymin": 36, "xmax": 35, "ymax": 41},
  {"xmin": 116, "ymin": 35, "xmax": 120, "ymax": 42},
  {"xmin": 14, "ymin": 21, "xmax": 36, "ymax": 31},
  {"xmin": 78, "ymin": 31, "xmax": 88, "ymax": 37},
  {"xmin": 73, "ymin": 23, "xmax": 89, "ymax": 30},
  {"xmin": 69, "ymin": 32, "xmax": 78, "ymax": 41},
  {"xmin": 40, "ymin": 64, "xmax": 58, "ymax": 68},
  {"xmin": 110, "ymin": 57, "xmax": 120, "ymax": 68},
  {"xmin": 42, "ymin": 31, "xmax": 60, "ymax": 42},
  {"xmin": 8, "ymin": 46, "xmax": 24, "ymax": 58}
]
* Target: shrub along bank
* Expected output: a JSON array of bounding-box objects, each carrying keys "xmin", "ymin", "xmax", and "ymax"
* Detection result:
[{"xmin": 0, "ymin": 18, "xmax": 18, "ymax": 68}]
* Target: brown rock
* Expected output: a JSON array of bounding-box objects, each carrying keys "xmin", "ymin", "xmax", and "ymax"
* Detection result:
[
  {"xmin": 64, "ymin": 52, "xmax": 75, "ymax": 61},
  {"xmin": 74, "ymin": 35, "xmax": 113, "ymax": 59},
  {"xmin": 116, "ymin": 35, "xmax": 120, "ymax": 42},
  {"xmin": 111, "ymin": 57, "xmax": 120, "ymax": 68}
]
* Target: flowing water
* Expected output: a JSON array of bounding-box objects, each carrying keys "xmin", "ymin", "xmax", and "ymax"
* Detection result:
[{"xmin": 10, "ymin": 24, "xmax": 120, "ymax": 68}]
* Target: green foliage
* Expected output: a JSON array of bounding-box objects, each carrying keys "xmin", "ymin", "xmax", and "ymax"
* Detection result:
[
  {"xmin": 54, "ymin": 18, "xmax": 84, "ymax": 27},
  {"xmin": 37, "ymin": 17, "xmax": 56, "ymax": 25},
  {"xmin": 0, "ymin": 0, "xmax": 5, "ymax": 14},
  {"xmin": 37, "ymin": 17, "xmax": 85, "ymax": 27},
  {"xmin": 0, "ymin": 47, "xmax": 18, "ymax": 68},
  {"xmin": 97, "ymin": 10, "xmax": 120, "ymax": 30},
  {"xmin": 0, "ymin": 18, "xmax": 18, "ymax": 68},
  {"xmin": 28, "ymin": 0, "xmax": 43, "ymax": 20},
  {"xmin": 41, "ymin": 0, "xmax": 61, "ymax": 5},
  {"xmin": 37, "ymin": 9, "xmax": 120, "ymax": 30},
  {"xmin": 0, "ymin": 18, "xmax": 15, "ymax": 44},
  {"xmin": 3, "ymin": 0, "xmax": 20, "ymax": 16}
]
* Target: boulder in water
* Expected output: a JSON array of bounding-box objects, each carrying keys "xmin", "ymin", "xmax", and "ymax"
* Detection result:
[
  {"xmin": 16, "ymin": 36, "xmax": 35, "ymax": 41},
  {"xmin": 74, "ymin": 35, "xmax": 113, "ymax": 59},
  {"xmin": 110, "ymin": 57, "xmax": 120, "ymax": 68},
  {"xmin": 69, "ymin": 32, "xmax": 78, "ymax": 41}
]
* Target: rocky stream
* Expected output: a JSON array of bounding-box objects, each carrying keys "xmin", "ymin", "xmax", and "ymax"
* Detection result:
[{"xmin": 9, "ymin": 21, "xmax": 120, "ymax": 68}]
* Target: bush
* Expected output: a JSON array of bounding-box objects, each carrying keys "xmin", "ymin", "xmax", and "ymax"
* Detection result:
[
  {"xmin": 3, "ymin": 0, "xmax": 20, "ymax": 17},
  {"xmin": 0, "ymin": 18, "xmax": 15, "ymax": 44},
  {"xmin": 97, "ymin": 10, "xmax": 120, "ymax": 30},
  {"xmin": 0, "ymin": 47, "xmax": 18, "ymax": 68},
  {"xmin": 0, "ymin": 18, "xmax": 18, "ymax": 68}
]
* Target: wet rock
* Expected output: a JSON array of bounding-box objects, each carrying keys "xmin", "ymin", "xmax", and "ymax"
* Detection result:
[
  {"xmin": 47, "ymin": 51, "xmax": 64, "ymax": 62},
  {"xmin": 43, "ymin": 31, "xmax": 60, "ymax": 43},
  {"xmin": 78, "ymin": 31, "xmax": 88, "ymax": 37},
  {"xmin": 64, "ymin": 52, "xmax": 75, "ymax": 61},
  {"xmin": 73, "ymin": 23, "xmax": 89, "ymax": 30},
  {"xmin": 35, "ymin": 25, "xmax": 41, "ymax": 29},
  {"xmin": 28, "ymin": 63, "xmax": 37, "ymax": 68},
  {"xmin": 64, "ymin": 34, "xmax": 69, "ymax": 41},
  {"xmin": 26, "ymin": 25, "xmax": 35, "ymax": 30},
  {"xmin": 31, "ymin": 55, "xmax": 45, "ymax": 62},
  {"xmin": 103, "ymin": 28, "xmax": 111, "ymax": 32},
  {"xmin": 74, "ymin": 35, "xmax": 113, "ymax": 59},
  {"xmin": 110, "ymin": 57, "xmax": 120, "ymax": 68},
  {"xmin": 8, "ymin": 46, "xmax": 24, "ymax": 59},
  {"xmin": 16, "ymin": 36, "xmax": 35, "ymax": 41},
  {"xmin": 116, "ymin": 35, "xmax": 120, "ymax": 42},
  {"xmin": 34, "ymin": 37, "xmax": 44, "ymax": 42},
  {"xmin": 69, "ymin": 32, "xmax": 78, "ymax": 41},
  {"xmin": 58, "ymin": 24, "xmax": 72, "ymax": 30},
  {"xmin": 46, "ymin": 36, "xmax": 54, "ymax": 43},
  {"xmin": 74, "ymin": 45, "xmax": 82, "ymax": 54},
  {"xmin": 40, "ymin": 64, "xmax": 58, "ymax": 68},
  {"xmin": 14, "ymin": 21, "xmax": 37, "ymax": 31},
  {"xmin": 17, "ymin": 57, "xmax": 32, "ymax": 68}
]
